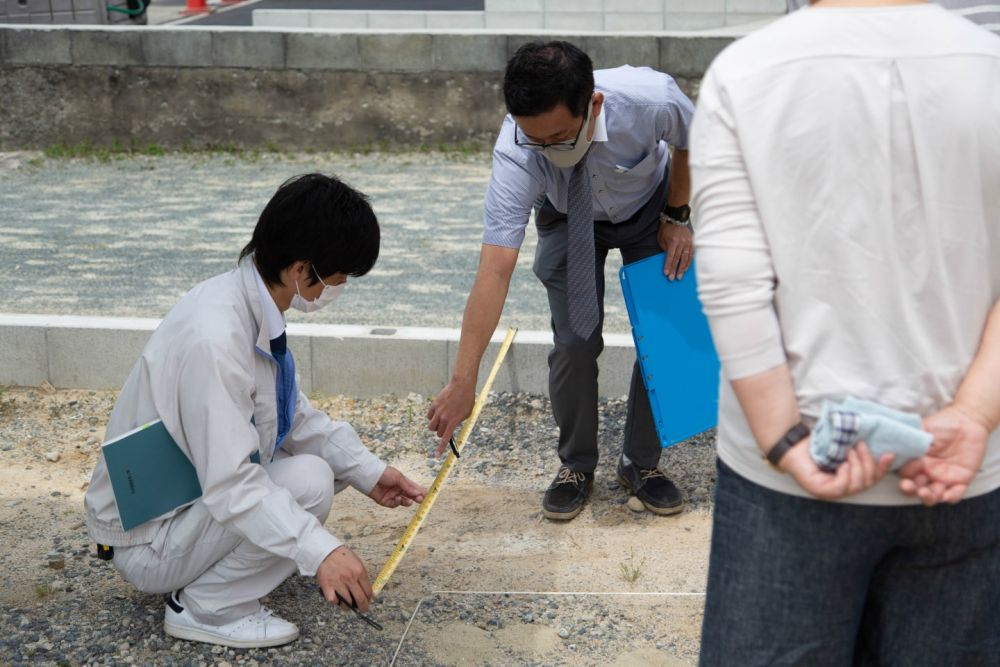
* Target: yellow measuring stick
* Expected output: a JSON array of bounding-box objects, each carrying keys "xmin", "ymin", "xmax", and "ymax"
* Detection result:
[{"xmin": 372, "ymin": 327, "xmax": 518, "ymax": 596}]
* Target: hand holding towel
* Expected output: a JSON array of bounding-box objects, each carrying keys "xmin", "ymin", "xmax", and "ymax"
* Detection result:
[{"xmin": 811, "ymin": 397, "xmax": 932, "ymax": 472}]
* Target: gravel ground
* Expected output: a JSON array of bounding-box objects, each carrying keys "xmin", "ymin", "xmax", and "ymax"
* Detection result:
[
  {"xmin": 0, "ymin": 150, "xmax": 635, "ymax": 334},
  {"xmin": 0, "ymin": 386, "xmax": 717, "ymax": 666},
  {"xmin": 394, "ymin": 593, "xmax": 704, "ymax": 666}
]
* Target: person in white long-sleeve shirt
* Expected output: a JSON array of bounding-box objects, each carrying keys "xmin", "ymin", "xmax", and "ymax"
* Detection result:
[
  {"xmin": 84, "ymin": 173, "xmax": 426, "ymax": 649},
  {"xmin": 690, "ymin": 0, "xmax": 1000, "ymax": 663}
]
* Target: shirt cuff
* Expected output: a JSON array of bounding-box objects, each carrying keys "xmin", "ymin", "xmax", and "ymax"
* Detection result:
[
  {"xmin": 481, "ymin": 227, "xmax": 525, "ymax": 249},
  {"xmin": 345, "ymin": 452, "xmax": 387, "ymax": 497},
  {"xmin": 296, "ymin": 526, "xmax": 344, "ymax": 577}
]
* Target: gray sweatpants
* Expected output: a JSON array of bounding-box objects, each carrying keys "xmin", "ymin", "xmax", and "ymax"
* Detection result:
[{"xmin": 111, "ymin": 451, "xmax": 335, "ymax": 624}]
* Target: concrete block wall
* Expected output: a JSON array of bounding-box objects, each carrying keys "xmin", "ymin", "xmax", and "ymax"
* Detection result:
[
  {"xmin": 254, "ymin": 0, "xmax": 784, "ymax": 32},
  {"xmin": 0, "ymin": 315, "xmax": 638, "ymax": 398},
  {"xmin": 0, "ymin": 25, "xmax": 733, "ymax": 75},
  {"xmin": 253, "ymin": 10, "xmax": 488, "ymax": 31},
  {"xmin": 488, "ymin": 0, "xmax": 786, "ymax": 30},
  {"xmin": 0, "ymin": 26, "xmax": 732, "ymax": 150}
]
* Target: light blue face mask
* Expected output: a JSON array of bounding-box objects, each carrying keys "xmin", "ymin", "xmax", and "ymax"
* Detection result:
[{"xmin": 290, "ymin": 266, "xmax": 344, "ymax": 313}]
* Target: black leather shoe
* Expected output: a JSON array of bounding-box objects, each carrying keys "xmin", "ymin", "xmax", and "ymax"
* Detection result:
[
  {"xmin": 542, "ymin": 466, "xmax": 594, "ymax": 521},
  {"xmin": 617, "ymin": 459, "xmax": 684, "ymax": 516}
]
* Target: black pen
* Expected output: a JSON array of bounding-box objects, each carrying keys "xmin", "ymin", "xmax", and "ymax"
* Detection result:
[{"xmin": 321, "ymin": 588, "xmax": 383, "ymax": 631}]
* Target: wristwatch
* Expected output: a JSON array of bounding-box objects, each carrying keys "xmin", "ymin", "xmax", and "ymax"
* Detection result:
[
  {"xmin": 764, "ymin": 421, "xmax": 810, "ymax": 472},
  {"xmin": 661, "ymin": 204, "xmax": 691, "ymax": 227}
]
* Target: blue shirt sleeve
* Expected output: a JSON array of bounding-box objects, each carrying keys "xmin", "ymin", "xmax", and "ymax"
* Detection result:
[
  {"xmin": 482, "ymin": 117, "xmax": 546, "ymax": 249},
  {"xmin": 656, "ymin": 73, "xmax": 696, "ymax": 150}
]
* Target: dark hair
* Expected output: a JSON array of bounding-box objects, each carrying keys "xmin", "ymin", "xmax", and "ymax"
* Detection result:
[
  {"xmin": 503, "ymin": 41, "xmax": 594, "ymax": 119},
  {"xmin": 239, "ymin": 173, "xmax": 380, "ymax": 287}
]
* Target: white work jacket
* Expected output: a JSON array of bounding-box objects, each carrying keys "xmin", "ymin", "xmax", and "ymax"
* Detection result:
[{"xmin": 84, "ymin": 258, "xmax": 386, "ymax": 576}]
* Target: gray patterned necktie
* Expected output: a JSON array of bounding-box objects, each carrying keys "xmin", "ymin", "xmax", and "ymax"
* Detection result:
[{"xmin": 567, "ymin": 155, "xmax": 598, "ymax": 340}]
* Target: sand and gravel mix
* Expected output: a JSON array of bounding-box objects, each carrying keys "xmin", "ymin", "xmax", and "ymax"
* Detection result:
[{"xmin": 0, "ymin": 384, "xmax": 716, "ymax": 666}]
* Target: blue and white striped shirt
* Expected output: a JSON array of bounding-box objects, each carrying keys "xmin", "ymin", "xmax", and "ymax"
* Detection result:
[{"xmin": 482, "ymin": 65, "xmax": 695, "ymax": 249}]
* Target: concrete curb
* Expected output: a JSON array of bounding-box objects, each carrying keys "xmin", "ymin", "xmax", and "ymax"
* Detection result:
[{"xmin": 0, "ymin": 314, "xmax": 637, "ymax": 397}]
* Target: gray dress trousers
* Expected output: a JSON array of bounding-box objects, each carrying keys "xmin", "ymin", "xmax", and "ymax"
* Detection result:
[{"xmin": 531, "ymin": 173, "xmax": 670, "ymax": 473}]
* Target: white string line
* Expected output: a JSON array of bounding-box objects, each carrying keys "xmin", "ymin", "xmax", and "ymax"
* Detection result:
[
  {"xmin": 388, "ymin": 589, "xmax": 706, "ymax": 666},
  {"xmin": 390, "ymin": 597, "xmax": 428, "ymax": 667}
]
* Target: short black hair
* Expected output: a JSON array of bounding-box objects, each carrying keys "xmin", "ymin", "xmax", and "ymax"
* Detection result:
[
  {"xmin": 503, "ymin": 41, "xmax": 594, "ymax": 119},
  {"xmin": 239, "ymin": 173, "xmax": 380, "ymax": 287}
]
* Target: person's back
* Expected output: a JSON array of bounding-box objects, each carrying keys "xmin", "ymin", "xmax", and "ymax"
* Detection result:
[
  {"xmin": 692, "ymin": 2, "xmax": 1000, "ymax": 503},
  {"xmin": 692, "ymin": 3, "xmax": 1000, "ymax": 663}
]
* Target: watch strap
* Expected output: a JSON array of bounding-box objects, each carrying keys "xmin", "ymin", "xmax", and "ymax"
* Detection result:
[
  {"xmin": 662, "ymin": 217, "xmax": 691, "ymax": 228},
  {"xmin": 765, "ymin": 421, "xmax": 810, "ymax": 468},
  {"xmin": 662, "ymin": 204, "xmax": 691, "ymax": 223}
]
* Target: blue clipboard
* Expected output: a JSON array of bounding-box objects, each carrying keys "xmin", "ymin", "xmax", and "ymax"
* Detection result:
[{"xmin": 619, "ymin": 253, "xmax": 720, "ymax": 448}]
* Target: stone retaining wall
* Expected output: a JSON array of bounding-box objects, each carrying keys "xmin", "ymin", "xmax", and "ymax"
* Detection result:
[{"xmin": 0, "ymin": 26, "xmax": 732, "ymax": 150}]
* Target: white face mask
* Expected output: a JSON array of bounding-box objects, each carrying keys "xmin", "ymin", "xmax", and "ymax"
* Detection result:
[
  {"xmin": 542, "ymin": 99, "xmax": 595, "ymax": 169},
  {"xmin": 290, "ymin": 266, "xmax": 344, "ymax": 313}
]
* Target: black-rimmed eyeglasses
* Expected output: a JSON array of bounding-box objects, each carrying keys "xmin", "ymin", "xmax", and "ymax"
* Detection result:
[{"xmin": 513, "ymin": 119, "xmax": 585, "ymax": 152}]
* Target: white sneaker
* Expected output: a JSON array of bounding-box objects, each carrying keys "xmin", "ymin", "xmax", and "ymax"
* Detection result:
[{"xmin": 163, "ymin": 591, "xmax": 299, "ymax": 649}]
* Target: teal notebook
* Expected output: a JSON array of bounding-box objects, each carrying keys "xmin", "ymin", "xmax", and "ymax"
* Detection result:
[{"xmin": 101, "ymin": 420, "xmax": 202, "ymax": 531}]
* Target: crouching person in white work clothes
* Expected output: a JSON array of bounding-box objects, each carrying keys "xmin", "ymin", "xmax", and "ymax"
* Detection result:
[{"xmin": 83, "ymin": 173, "xmax": 427, "ymax": 649}]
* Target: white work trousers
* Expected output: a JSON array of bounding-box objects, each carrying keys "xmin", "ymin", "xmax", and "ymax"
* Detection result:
[{"xmin": 112, "ymin": 452, "xmax": 336, "ymax": 624}]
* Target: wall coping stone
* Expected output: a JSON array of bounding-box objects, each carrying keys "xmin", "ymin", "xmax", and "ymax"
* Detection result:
[{"xmin": 0, "ymin": 24, "xmax": 738, "ymax": 75}]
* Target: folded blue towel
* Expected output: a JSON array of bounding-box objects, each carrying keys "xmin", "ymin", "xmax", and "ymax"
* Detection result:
[{"xmin": 810, "ymin": 397, "xmax": 932, "ymax": 472}]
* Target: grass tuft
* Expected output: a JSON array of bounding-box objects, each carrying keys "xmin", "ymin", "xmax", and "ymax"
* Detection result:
[
  {"xmin": 0, "ymin": 387, "xmax": 15, "ymax": 421},
  {"xmin": 619, "ymin": 548, "xmax": 647, "ymax": 584}
]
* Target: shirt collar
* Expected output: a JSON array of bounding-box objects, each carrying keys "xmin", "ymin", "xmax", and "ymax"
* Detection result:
[
  {"xmin": 592, "ymin": 103, "xmax": 608, "ymax": 143},
  {"xmin": 251, "ymin": 262, "xmax": 286, "ymax": 342}
]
